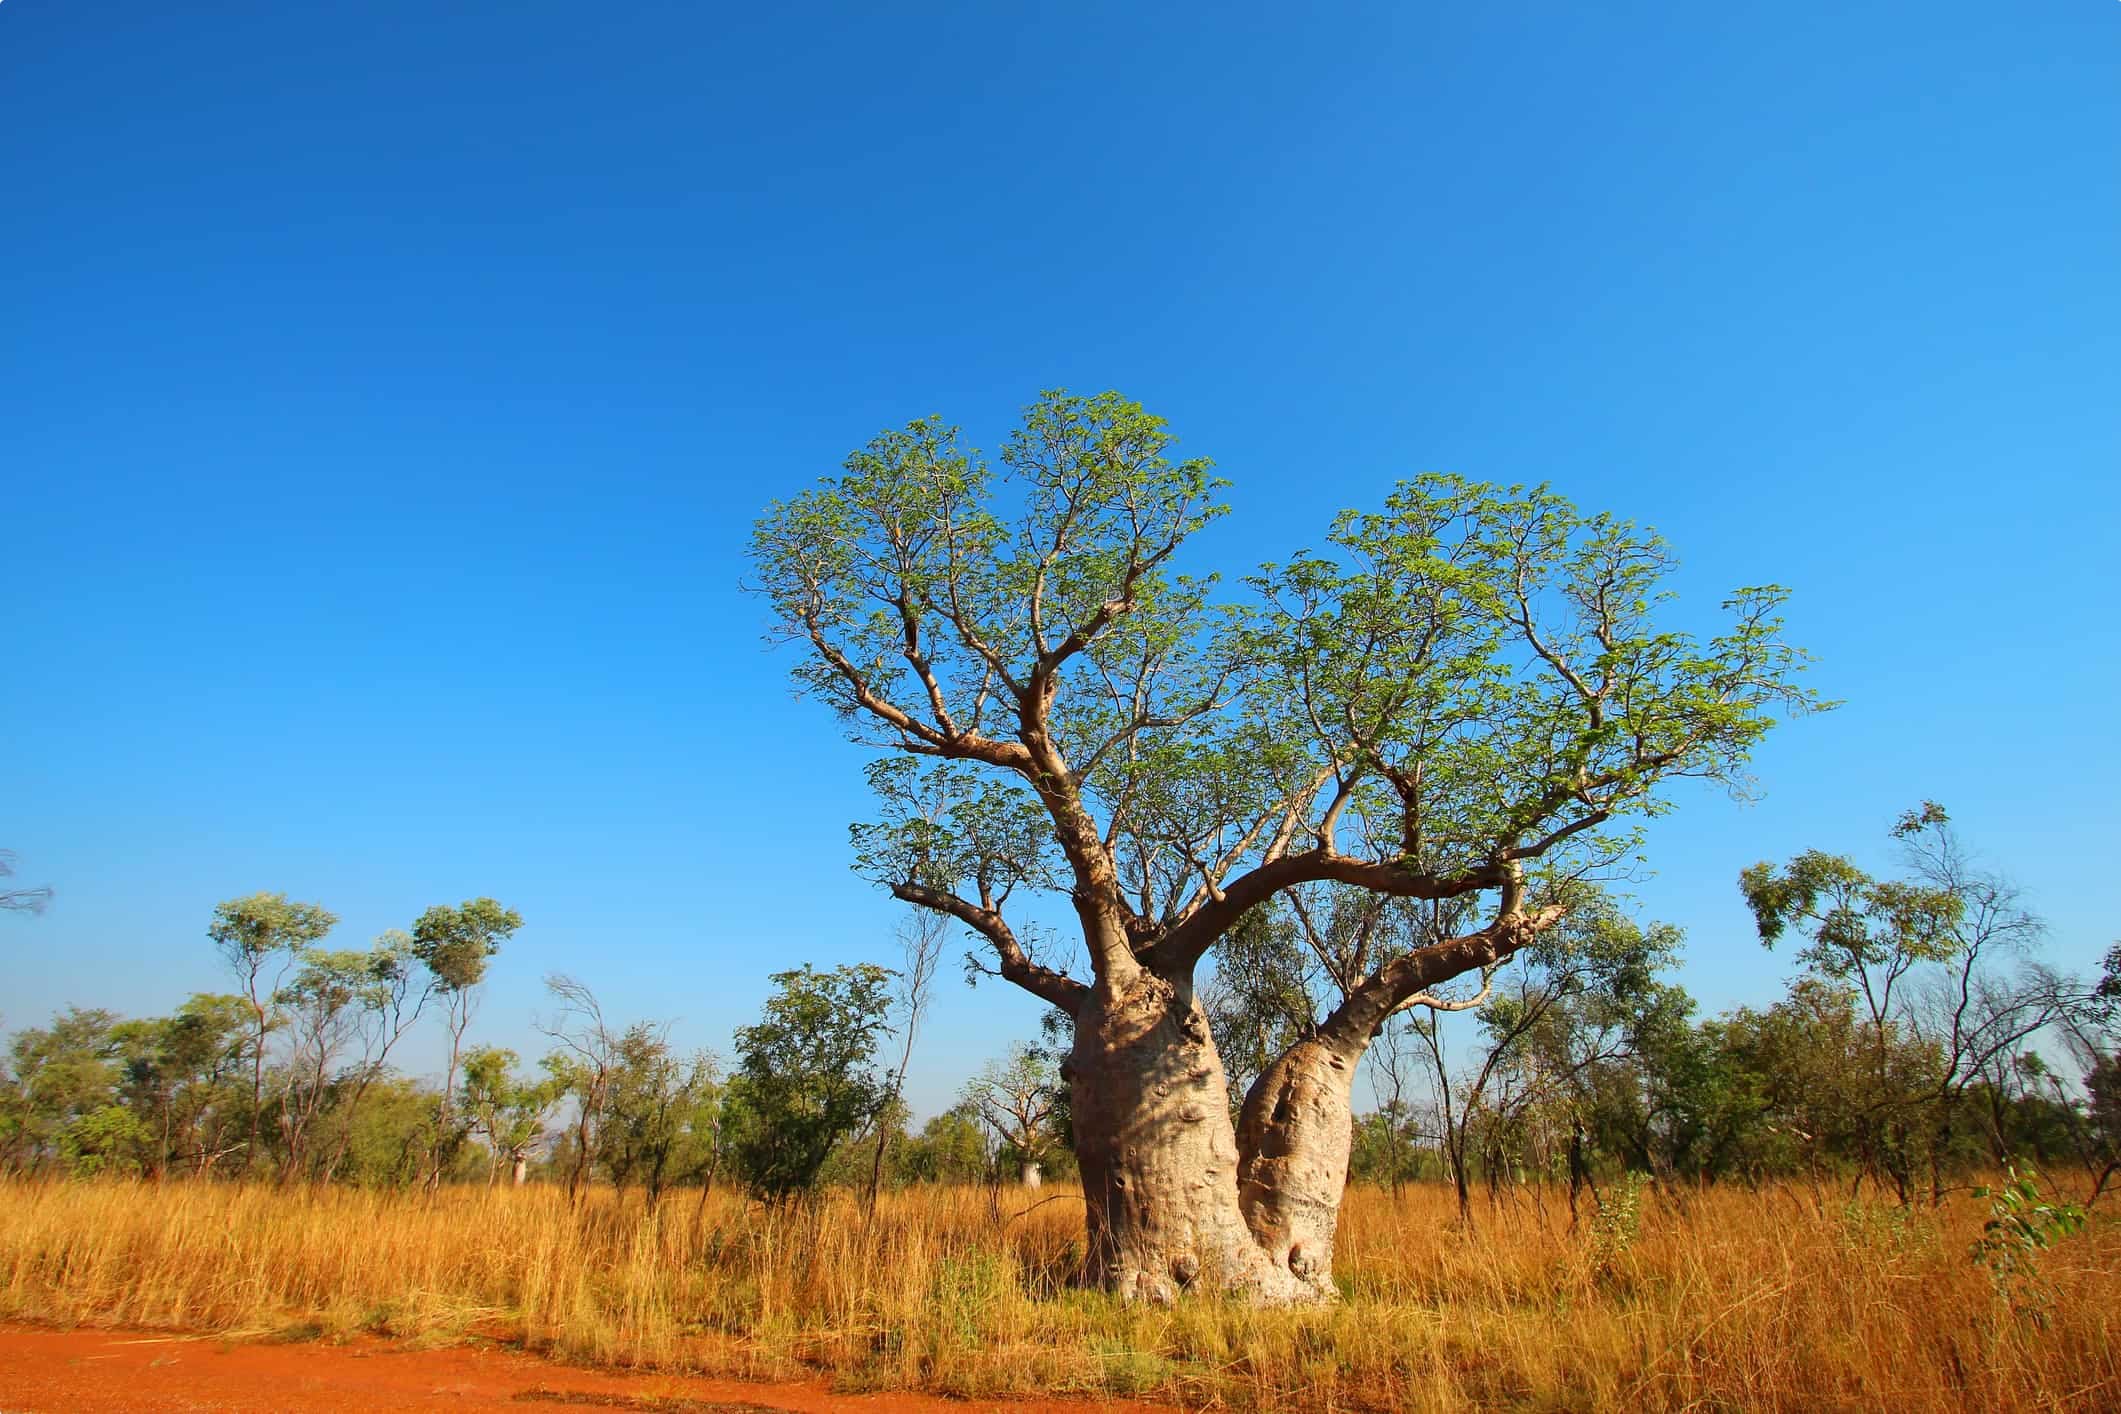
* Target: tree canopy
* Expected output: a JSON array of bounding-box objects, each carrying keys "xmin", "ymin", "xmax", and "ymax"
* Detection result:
[
  {"xmin": 411, "ymin": 898, "xmax": 523, "ymax": 993},
  {"xmin": 751, "ymin": 390, "xmax": 1828, "ymax": 1013},
  {"xmin": 725, "ymin": 962, "xmax": 893, "ymax": 1200}
]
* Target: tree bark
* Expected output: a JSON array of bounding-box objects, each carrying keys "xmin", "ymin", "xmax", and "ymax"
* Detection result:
[
  {"xmin": 1068, "ymin": 968, "xmax": 1313, "ymax": 1304},
  {"xmin": 1058, "ymin": 898, "xmax": 1558, "ymax": 1304},
  {"xmin": 245, "ymin": 995, "xmax": 269, "ymax": 1178},
  {"xmin": 1234, "ymin": 1037, "xmax": 1358, "ymax": 1301}
]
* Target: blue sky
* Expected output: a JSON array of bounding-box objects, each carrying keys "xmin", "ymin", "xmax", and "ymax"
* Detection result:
[{"xmin": 5, "ymin": 1, "xmax": 2116, "ymax": 1116}]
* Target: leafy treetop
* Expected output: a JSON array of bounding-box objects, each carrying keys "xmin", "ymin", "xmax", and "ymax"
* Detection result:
[
  {"xmin": 207, "ymin": 893, "xmax": 338, "ymax": 965},
  {"xmin": 751, "ymin": 391, "xmax": 1825, "ymax": 1012},
  {"xmin": 412, "ymin": 898, "xmax": 524, "ymax": 993}
]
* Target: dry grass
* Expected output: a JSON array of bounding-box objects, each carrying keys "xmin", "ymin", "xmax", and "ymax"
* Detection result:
[{"xmin": 1, "ymin": 1176, "xmax": 2115, "ymax": 1411}]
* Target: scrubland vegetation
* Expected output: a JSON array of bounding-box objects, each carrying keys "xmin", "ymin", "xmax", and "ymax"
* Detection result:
[
  {"xmin": 1, "ymin": 1175, "xmax": 2115, "ymax": 1412},
  {"xmin": 7, "ymin": 399, "xmax": 2119, "ymax": 1410}
]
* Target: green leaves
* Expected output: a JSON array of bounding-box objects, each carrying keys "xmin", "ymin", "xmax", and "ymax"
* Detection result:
[
  {"xmin": 850, "ymin": 757, "xmax": 1056, "ymax": 901},
  {"xmin": 1970, "ymin": 1162, "xmax": 2088, "ymax": 1321},
  {"xmin": 749, "ymin": 390, "xmax": 1226, "ymax": 760},
  {"xmin": 207, "ymin": 893, "xmax": 338, "ymax": 963},
  {"xmin": 752, "ymin": 393, "xmax": 1827, "ymax": 999},
  {"xmin": 1255, "ymin": 474, "xmax": 1826, "ymax": 878},
  {"xmin": 462, "ymin": 1046, "xmax": 567, "ymax": 1169},
  {"xmin": 1741, "ymin": 827, "xmax": 1969, "ymax": 978},
  {"xmin": 276, "ymin": 946, "xmax": 396, "ymax": 1014},
  {"xmin": 411, "ymin": 898, "xmax": 523, "ymax": 993},
  {"xmin": 727, "ymin": 962, "xmax": 894, "ymax": 1200}
]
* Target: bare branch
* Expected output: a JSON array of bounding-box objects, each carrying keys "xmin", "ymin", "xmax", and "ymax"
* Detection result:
[{"xmin": 890, "ymin": 880, "xmax": 1089, "ymax": 1014}]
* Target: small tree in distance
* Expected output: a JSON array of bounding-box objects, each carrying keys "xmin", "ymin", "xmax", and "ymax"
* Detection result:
[
  {"xmin": 963, "ymin": 1043, "xmax": 1060, "ymax": 1187},
  {"xmin": 318, "ymin": 930, "xmax": 436, "ymax": 1183},
  {"xmin": 538, "ymin": 973, "xmax": 620, "ymax": 1206},
  {"xmin": 207, "ymin": 892, "xmax": 338, "ymax": 1175},
  {"xmin": 726, "ymin": 963, "xmax": 892, "ymax": 1201},
  {"xmin": 413, "ymin": 897, "xmax": 523, "ymax": 1188},
  {"xmin": 1742, "ymin": 804, "xmax": 2090, "ymax": 1203},
  {"xmin": 461, "ymin": 1046, "xmax": 564, "ymax": 1186},
  {"xmin": 869, "ymin": 911, "xmax": 943, "ymax": 1212},
  {"xmin": 601, "ymin": 1024, "xmax": 719, "ymax": 1209}
]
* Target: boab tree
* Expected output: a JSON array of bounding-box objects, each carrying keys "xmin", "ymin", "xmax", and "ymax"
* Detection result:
[
  {"xmin": 965, "ymin": 1042, "xmax": 1062, "ymax": 1186},
  {"xmin": 749, "ymin": 391, "xmax": 1821, "ymax": 1303}
]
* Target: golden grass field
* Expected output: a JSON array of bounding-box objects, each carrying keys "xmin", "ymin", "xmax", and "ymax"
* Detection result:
[{"xmin": 1, "ymin": 1177, "xmax": 2114, "ymax": 1412}]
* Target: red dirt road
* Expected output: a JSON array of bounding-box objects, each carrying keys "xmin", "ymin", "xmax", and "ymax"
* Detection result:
[{"xmin": 0, "ymin": 1324, "xmax": 1172, "ymax": 1413}]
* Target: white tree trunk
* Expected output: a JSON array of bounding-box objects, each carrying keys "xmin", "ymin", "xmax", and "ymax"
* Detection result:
[{"xmin": 1069, "ymin": 971, "xmax": 1321, "ymax": 1304}]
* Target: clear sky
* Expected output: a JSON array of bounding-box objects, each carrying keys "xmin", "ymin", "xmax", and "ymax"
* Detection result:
[{"xmin": 5, "ymin": 1, "xmax": 2117, "ymax": 1116}]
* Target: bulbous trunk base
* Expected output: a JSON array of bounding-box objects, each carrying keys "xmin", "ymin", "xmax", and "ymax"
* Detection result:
[
  {"xmin": 1068, "ymin": 971, "xmax": 1323, "ymax": 1305},
  {"xmin": 1236, "ymin": 1038, "xmax": 1357, "ymax": 1301}
]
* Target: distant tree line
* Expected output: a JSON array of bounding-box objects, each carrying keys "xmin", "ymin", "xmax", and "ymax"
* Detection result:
[
  {"xmin": 4, "ymin": 805, "xmax": 2115, "ymax": 1212},
  {"xmin": 0, "ymin": 887, "xmax": 1064, "ymax": 1199},
  {"xmin": 1317, "ymin": 809, "xmax": 2120, "ymax": 1213}
]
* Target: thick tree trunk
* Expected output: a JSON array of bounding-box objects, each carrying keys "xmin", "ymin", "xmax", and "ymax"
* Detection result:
[
  {"xmin": 1234, "ymin": 1037, "xmax": 1357, "ymax": 1301},
  {"xmin": 1020, "ymin": 1161, "xmax": 1042, "ymax": 1189},
  {"xmin": 1068, "ymin": 969, "xmax": 1316, "ymax": 1304},
  {"xmin": 1053, "ymin": 888, "xmax": 1554, "ymax": 1305}
]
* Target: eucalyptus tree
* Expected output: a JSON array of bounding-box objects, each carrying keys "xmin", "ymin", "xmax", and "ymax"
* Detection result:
[
  {"xmin": 208, "ymin": 892, "xmax": 338, "ymax": 1173},
  {"xmin": 1743, "ymin": 805, "xmax": 2087, "ymax": 1201},
  {"xmin": 870, "ymin": 910, "xmax": 943, "ymax": 1212},
  {"xmin": 319, "ymin": 931, "xmax": 438, "ymax": 1182},
  {"xmin": 111, "ymin": 994, "xmax": 250, "ymax": 1178},
  {"xmin": 270, "ymin": 932, "xmax": 440, "ymax": 1183},
  {"xmin": 537, "ymin": 973, "xmax": 620, "ymax": 1205},
  {"xmin": 601, "ymin": 1024, "xmax": 719, "ymax": 1209},
  {"xmin": 271, "ymin": 948, "xmax": 374, "ymax": 1180},
  {"xmin": 412, "ymin": 897, "xmax": 522, "ymax": 1186},
  {"xmin": 0, "ymin": 1008, "xmax": 125, "ymax": 1173},
  {"xmin": 1418, "ymin": 904, "xmax": 1684, "ymax": 1220},
  {"xmin": 750, "ymin": 390, "xmax": 1821, "ymax": 1302}
]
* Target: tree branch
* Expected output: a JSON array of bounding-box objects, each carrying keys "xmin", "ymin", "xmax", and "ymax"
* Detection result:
[
  {"xmin": 1147, "ymin": 848, "xmax": 1509, "ymax": 976},
  {"xmin": 1317, "ymin": 885, "xmax": 1566, "ymax": 1056},
  {"xmin": 891, "ymin": 880, "xmax": 1090, "ymax": 1014}
]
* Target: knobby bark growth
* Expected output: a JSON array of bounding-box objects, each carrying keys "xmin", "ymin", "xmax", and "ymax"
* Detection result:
[{"xmin": 749, "ymin": 391, "xmax": 1821, "ymax": 1303}]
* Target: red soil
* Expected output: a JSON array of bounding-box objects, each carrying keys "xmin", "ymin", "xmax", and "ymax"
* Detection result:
[{"xmin": 0, "ymin": 1323, "xmax": 1172, "ymax": 1413}]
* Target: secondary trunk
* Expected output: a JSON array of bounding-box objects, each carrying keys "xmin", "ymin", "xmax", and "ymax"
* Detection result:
[
  {"xmin": 1234, "ymin": 1037, "xmax": 1359, "ymax": 1300},
  {"xmin": 1068, "ymin": 969, "xmax": 1327, "ymax": 1304}
]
